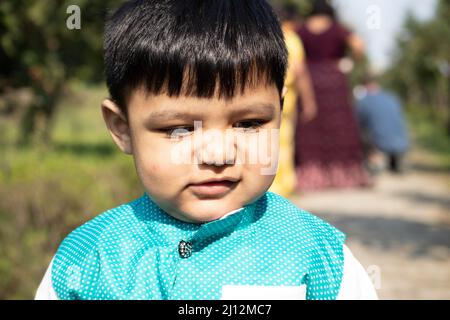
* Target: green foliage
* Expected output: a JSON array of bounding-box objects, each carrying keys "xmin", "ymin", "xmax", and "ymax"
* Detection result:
[
  {"xmin": 0, "ymin": 0, "xmax": 122, "ymax": 87},
  {"xmin": 269, "ymin": 0, "xmax": 311, "ymax": 16},
  {"xmin": 383, "ymin": 0, "xmax": 450, "ymax": 135},
  {"xmin": 0, "ymin": 0, "xmax": 122, "ymax": 144},
  {"xmin": 406, "ymin": 105, "xmax": 450, "ymax": 169},
  {"xmin": 0, "ymin": 84, "xmax": 142, "ymax": 299}
]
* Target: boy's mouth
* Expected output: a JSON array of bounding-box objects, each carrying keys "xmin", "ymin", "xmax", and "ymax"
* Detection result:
[{"xmin": 188, "ymin": 178, "xmax": 239, "ymax": 198}]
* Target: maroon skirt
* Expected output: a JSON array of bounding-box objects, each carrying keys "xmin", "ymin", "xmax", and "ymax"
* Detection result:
[{"xmin": 295, "ymin": 61, "xmax": 371, "ymax": 191}]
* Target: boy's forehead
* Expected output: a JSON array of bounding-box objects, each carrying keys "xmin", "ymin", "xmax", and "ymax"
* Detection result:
[
  {"xmin": 146, "ymin": 102, "xmax": 277, "ymax": 122},
  {"xmin": 129, "ymin": 84, "xmax": 281, "ymax": 116}
]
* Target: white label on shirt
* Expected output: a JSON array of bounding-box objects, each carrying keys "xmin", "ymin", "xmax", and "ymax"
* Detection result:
[{"xmin": 221, "ymin": 285, "xmax": 307, "ymax": 300}]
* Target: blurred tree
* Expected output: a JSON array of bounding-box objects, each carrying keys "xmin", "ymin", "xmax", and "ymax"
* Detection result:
[
  {"xmin": 0, "ymin": 0, "xmax": 121, "ymax": 145},
  {"xmin": 384, "ymin": 0, "xmax": 450, "ymax": 135},
  {"xmin": 273, "ymin": 0, "xmax": 310, "ymax": 13}
]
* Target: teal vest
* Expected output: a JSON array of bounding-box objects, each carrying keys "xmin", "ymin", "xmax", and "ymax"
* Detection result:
[{"xmin": 52, "ymin": 192, "xmax": 346, "ymax": 300}]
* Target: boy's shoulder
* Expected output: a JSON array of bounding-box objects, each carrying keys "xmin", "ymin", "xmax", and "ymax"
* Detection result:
[
  {"xmin": 53, "ymin": 195, "xmax": 146, "ymax": 267},
  {"xmin": 261, "ymin": 192, "xmax": 346, "ymax": 243},
  {"xmin": 68, "ymin": 196, "xmax": 139, "ymax": 236}
]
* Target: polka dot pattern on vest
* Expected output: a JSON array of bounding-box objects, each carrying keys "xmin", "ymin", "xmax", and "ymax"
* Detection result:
[{"xmin": 51, "ymin": 192, "xmax": 346, "ymax": 300}]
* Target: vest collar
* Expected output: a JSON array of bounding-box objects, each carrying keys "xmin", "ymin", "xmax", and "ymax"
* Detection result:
[{"xmin": 140, "ymin": 192, "xmax": 265, "ymax": 252}]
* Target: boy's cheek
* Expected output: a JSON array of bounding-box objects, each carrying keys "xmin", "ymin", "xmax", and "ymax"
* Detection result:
[
  {"xmin": 149, "ymin": 163, "xmax": 160, "ymax": 172},
  {"xmin": 143, "ymin": 161, "xmax": 170, "ymax": 176},
  {"xmin": 139, "ymin": 156, "xmax": 188, "ymax": 181}
]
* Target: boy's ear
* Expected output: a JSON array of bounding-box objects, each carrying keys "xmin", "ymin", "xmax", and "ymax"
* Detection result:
[{"xmin": 101, "ymin": 99, "xmax": 133, "ymax": 154}]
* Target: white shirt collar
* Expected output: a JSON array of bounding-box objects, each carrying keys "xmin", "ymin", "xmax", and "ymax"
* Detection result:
[{"xmin": 219, "ymin": 207, "xmax": 244, "ymax": 220}]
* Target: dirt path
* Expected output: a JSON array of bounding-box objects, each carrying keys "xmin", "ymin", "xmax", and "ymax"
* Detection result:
[{"xmin": 290, "ymin": 148, "xmax": 450, "ymax": 299}]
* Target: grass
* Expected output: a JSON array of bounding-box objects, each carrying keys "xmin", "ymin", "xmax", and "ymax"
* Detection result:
[
  {"xmin": 0, "ymin": 83, "xmax": 142, "ymax": 299},
  {"xmin": 406, "ymin": 105, "xmax": 450, "ymax": 170}
]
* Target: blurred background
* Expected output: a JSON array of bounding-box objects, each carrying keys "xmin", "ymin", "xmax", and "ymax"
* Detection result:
[{"xmin": 0, "ymin": 0, "xmax": 449, "ymax": 299}]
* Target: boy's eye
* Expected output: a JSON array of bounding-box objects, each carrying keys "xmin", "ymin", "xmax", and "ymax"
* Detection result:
[
  {"xmin": 233, "ymin": 120, "xmax": 266, "ymax": 132},
  {"xmin": 158, "ymin": 120, "xmax": 267, "ymax": 137},
  {"xmin": 159, "ymin": 126, "xmax": 194, "ymax": 138}
]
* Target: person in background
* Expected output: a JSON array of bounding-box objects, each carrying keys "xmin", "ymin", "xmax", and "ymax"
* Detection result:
[
  {"xmin": 355, "ymin": 74, "xmax": 410, "ymax": 174},
  {"xmin": 270, "ymin": 4, "xmax": 317, "ymax": 198},
  {"xmin": 295, "ymin": 0, "xmax": 371, "ymax": 191}
]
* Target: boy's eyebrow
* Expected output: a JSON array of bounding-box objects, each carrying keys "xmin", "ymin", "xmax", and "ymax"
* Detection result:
[
  {"xmin": 231, "ymin": 103, "xmax": 276, "ymax": 118},
  {"xmin": 147, "ymin": 103, "xmax": 277, "ymax": 122}
]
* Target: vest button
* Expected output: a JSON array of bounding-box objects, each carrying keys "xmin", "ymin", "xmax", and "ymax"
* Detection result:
[{"xmin": 178, "ymin": 240, "xmax": 192, "ymax": 258}]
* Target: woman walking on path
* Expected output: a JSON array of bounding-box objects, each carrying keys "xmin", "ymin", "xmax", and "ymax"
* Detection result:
[
  {"xmin": 269, "ymin": 5, "xmax": 317, "ymax": 198},
  {"xmin": 295, "ymin": 0, "xmax": 371, "ymax": 191}
]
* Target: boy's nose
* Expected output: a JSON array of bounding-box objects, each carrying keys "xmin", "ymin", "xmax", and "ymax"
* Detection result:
[{"xmin": 194, "ymin": 129, "xmax": 236, "ymax": 166}]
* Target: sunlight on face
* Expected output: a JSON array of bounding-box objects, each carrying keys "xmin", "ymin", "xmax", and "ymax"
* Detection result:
[{"xmin": 126, "ymin": 84, "xmax": 282, "ymax": 223}]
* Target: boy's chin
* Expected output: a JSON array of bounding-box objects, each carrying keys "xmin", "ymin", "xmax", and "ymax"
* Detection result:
[{"xmin": 176, "ymin": 202, "xmax": 242, "ymax": 224}]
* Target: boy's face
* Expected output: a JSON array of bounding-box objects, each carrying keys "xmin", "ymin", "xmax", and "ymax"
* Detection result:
[{"xmin": 102, "ymin": 83, "xmax": 282, "ymax": 223}]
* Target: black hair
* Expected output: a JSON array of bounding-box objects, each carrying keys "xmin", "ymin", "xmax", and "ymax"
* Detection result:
[
  {"xmin": 309, "ymin": 0, "xmax": 336, "ymax": 19},
  {"xmin": 104, "ymin": 0, "xmax": 287, "ymax": 114}
]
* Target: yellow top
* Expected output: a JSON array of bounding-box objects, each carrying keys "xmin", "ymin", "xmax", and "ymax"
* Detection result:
[{"xmin": 269, "ymin": 27, "xmax": 305, "ymax": 198}]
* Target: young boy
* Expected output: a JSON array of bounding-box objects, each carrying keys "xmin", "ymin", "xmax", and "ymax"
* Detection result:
[{"xmin": 35, "ymin": 0, "xmax": 377, "ymax": 300}]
